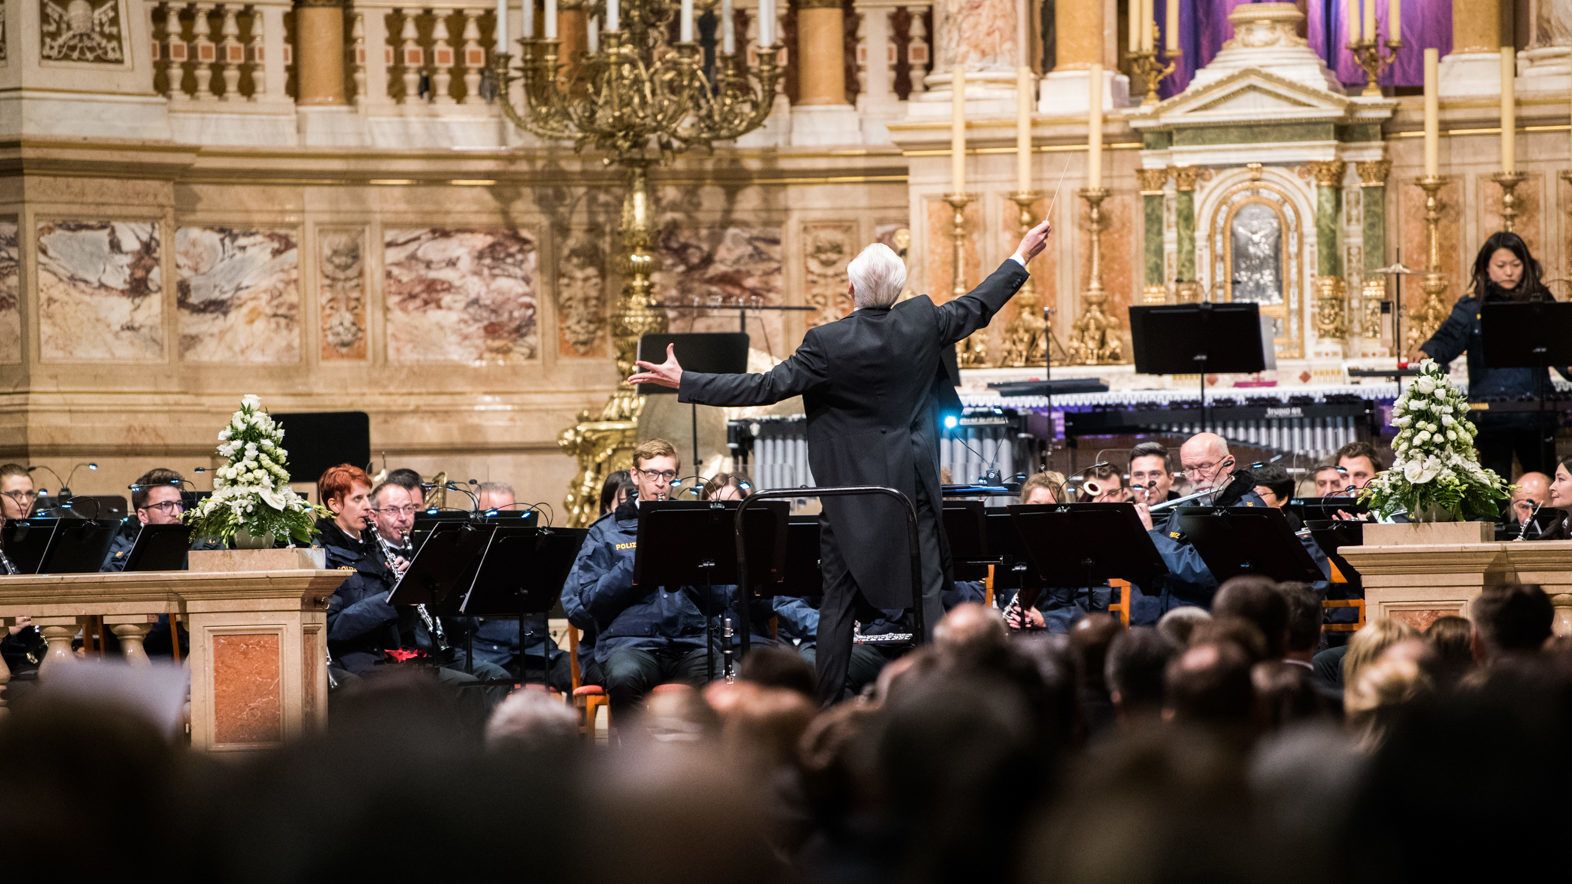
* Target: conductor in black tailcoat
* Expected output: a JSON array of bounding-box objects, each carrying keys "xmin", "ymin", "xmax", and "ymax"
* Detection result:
[{"xmin": 628, "ymin": 217, "xmax": 1053, "ymax": 705}]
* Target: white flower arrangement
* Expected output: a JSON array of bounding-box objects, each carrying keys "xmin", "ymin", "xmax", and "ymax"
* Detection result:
[
  {"xmin": 1360, "ymin": 360, "xmax": 1511, "ymax": 522},
  {"xmin": 187, "ymin": 395, "xmax": 324, "ymax": 545}
]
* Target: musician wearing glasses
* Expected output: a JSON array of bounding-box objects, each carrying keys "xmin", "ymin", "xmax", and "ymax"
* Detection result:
[
  {"xmin": 102, "ymin": 468, "xmax": 187, "ymax": 572},
  {"xmin": 562, "ymin": 439, "xmax": 732, "ymax": 714},
  {"xmin": 0, "ymin": 463, "xmax": 36, "ymax": 519}
]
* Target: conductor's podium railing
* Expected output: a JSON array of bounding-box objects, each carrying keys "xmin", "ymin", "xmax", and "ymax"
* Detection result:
[
  {"xmin": 0, "ymin": 559, "xmax": 348, "ymax": 751},
  {"xmin": 733, "ymin": 486, "xmax": 926, "ymax": 653}
]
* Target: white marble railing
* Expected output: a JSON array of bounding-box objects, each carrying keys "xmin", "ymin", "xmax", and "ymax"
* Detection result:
[{"xmin": 154, "ymin": 1, "xmax": 291, "ymax": 105}]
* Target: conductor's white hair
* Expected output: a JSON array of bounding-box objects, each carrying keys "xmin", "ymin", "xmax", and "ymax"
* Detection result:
[{"xmin": 847, "ymin": 243, "xmax": 907, "ymax": 309}]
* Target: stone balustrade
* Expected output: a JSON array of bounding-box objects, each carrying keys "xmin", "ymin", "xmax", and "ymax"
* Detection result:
[{"xmin": 0, "ymin": 553, "xmax": 346, "ymax": 752}]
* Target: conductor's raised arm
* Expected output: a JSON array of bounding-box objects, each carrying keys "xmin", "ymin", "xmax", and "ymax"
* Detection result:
[{"xmin": 935, "ymin": 216, "xmax": 1053, "ymax": 346}]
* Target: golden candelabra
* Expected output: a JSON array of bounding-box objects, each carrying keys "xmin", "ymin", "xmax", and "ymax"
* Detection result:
[
  {"xmin": 1406, "ymin": 175, "xmax": 1451, "ymax": 354},
  {"xmin": 946, "ymin": 193, "xmax": 988, "ymax": 367},
  {"xmin": 1001, "ymin": 191, "xmax": 1067, "ymax": 366},
  {"xmin": 1349, "ymin": 35, "xmax": 1400, "ymax": 97},
  {"xmin": 1066, "ymin": 187, "xmax": 1124, "ymax": 364},
  {"xmin": 1492, "ymin": 171, "xmax": 1526, "ymax": 233},
  {"xmin": 493, "ymin": 0, "xmax": 781, "ymax": 525},
  {"xmin": 1128, "ymin": 48, "xmax": 1179, "ymax": 107}
]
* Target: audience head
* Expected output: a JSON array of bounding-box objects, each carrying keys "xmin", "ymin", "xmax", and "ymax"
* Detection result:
[
  {"xmin": 1343, "ymin": 618, "xmax": 1419, "ymax": 691},
  {"xmin": 846, "ymin": 243, "xmax": 907, "ymax": 310},
  {"xmin": 600, "ymin": 469, "xmax": 634, "ymax": 515},
  {"xmin": 1068, "ymin": 613, "xmax": 1123, "ymax": 693},
  {"xmin": 1178, "ymin": 432, "xmax": 1233, "ymax": 492},
  {"xmin": 131, "ymin": 468, "xmax": 186, "ymax": 526},
  {"xmin": 484, "ymin": 688, "xmax": 580, "ymax": 753},
  {"xmin": 738, "ymin": 644, "xmax": 815, "ymax": 700},
  {"xmin": 1470, "ymin": 229, "xmax": 1542, "ymax": 297},
  {"xmin": 1424, "ymin": 615, "xmax": 1477, "ymax": 684},
  {"xmin": 1128, "ymin": 441, "xmax": 1174, "ymax": 503},
  {"xmin": 1345, "ymin": 650, "xmax": 1431, "ymax": 750},
  {"xmin": 630, "ymin": 439, "xmax": 680, "ymax": 504},
  {"xmin": 1278, "ymin": 581, "xmax": 1323, "ymax": 662},
  {"xmin": 0, "ymin": 463, "xmax": 34, "ymax": 519},
  {"xmin": 1188, "ymin": 617, "xmax": 1269, "ymax": 663},
  {"xmin": 1157, "ymin": 605, "xmax": 1212, "ymax": 647},
  {"xmin": 1510, "ymin": 472, "xmax": 1551, "ymax": 524},
  {"xmin": 318, "ymin": 464, "xmax": 373, "ymax": 536},
  {"xmin": 1212, "ymin": 576, "xmax": 1290, "ymax": 659},
  {"xmin": 1471, "ymin": 582, "xmax": 1553, "ymax": 660},
  {"xmin": 1250, "ymin": 463, "xmax": 1294, "ymax": 508},
  {"xmin": 1163, "ymin": 639, "xmax": 1256, "ymax": 730},
  {"xmin": 1312, "ymin": 464, "xmax": 1345, "ymax": 497},
  {"xmin": 1252, "ymin": 661, "xmax": 1327, "ymax": 731},
  {"xmin": 1333, "ymin": 441, "xmax": 1384, "ymax": 490},
  {"xmin": 699, "ymin": 473, "xmax": 751, "ymax": 502},
  {"xmin": 1019, "ymin": 470, "xmax": 1065, "ymax": 505},
  {"xmin": 1105, "ymin": 627, "xmax": 1176, "ymax": 720},
  {"xmin": 935, "ymin": 602, "xmax": 1007, "ymax": 655},
  {"xmin": 476, "ymin": 481, "xmax": 516, "ymax": 511},
  {"xmin": 369, "ymin": 481, "xmax": 417, "ymax": 540}
]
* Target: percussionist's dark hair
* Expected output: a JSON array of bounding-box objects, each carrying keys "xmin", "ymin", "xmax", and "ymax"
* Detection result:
[{"xmin": 1469, "ymin": 231, "xmax": 1544, "ymax": 299}]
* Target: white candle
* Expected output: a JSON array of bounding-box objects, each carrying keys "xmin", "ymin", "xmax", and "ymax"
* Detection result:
[
  {"xmin": 1363, "ymin": 0, "xmax": 1376, "ymax": 47},
  {"xmin": 522, "ymin": 0, "xmax": 533, "ymax": 39},
  {"xmin": 607, "ymin": 0, "xmax": 618, "ymax": 31},
  {"xmin": 1423, "ymin": 47, "xmax": 1438, "ymax": 178},
  {"xmin": 1127, "ymin": 0, "xmax": 1140, "ymax": 54},
  {"xmin": 721, "ymin": 0, "xmax": 734, "ymax": 53},
  {"xmin": 495, "ymin": 0, "xmax": 507, "ymax": 52},
  {"xmin": 951, "ymin": 67, "xmax": 966, "ymax": 195},
  {"xmin": 1088, "ymin": 63, "xmax": 1103, "ymax": 189},
  {"xmin": 1141, "ymin": 0, "xmax": 1154, "ymax": 52},
  {"xmin": 1016, "ymin": 67, "xmax": 1032, "ymax": 193},
  {"xmin": 544, "ymin": 0, "xmax": 556, "ymax": 39},
  {"xmin": 587, "ymin": 14, "xmax": 599, "ymax": 52},
  {"xmin": 759, "ymin": 0, "xmax": 774, "ymax": 46},
  {"xmin": 1346, "ymin": 0, "xmax": 1359, "ymax": 43},
  {"xmin": 680, "ymin": 0, "xmax": 694, "ymax": 42},
  {"xmin": 1388, "ymin": 0, "xmax": 1400, "ymax": 41},
  {"xmin": 1165, "ymin": 0, "xmax": 1178, "ymax": 54},
  {"xmin": 1500, "ymin": 47, "xmax": 1516, "ymax": 174}
]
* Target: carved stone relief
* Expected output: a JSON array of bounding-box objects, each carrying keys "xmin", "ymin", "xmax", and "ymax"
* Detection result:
[
  {"xmin": 556, "ymin": 234, "xmax": 607, "ymax": 356},
  {"xmin": 318, "ymin": 227, "xmax": 367, "ymax": 361},
  {"xmin": 41, "ymin": 0, "xmax": 127, "ymax": 64},
  {"xmin": 802, "ymin": 222, "xmax": 856, "ymax": 328}
]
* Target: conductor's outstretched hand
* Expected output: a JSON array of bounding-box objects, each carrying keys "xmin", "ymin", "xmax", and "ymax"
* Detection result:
[
  {"xmin": 628, "ymin": 343, "xmax": 683, "ymax": 390},
  {"xmin": 1011, "ymin": 217, "xmax": 1053, "ymax": 265}
]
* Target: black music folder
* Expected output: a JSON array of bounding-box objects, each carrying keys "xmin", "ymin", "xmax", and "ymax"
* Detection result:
[
  {"xmin": 3, "ymin": 518, "xmax": 60, "ymax": 574},
  {"xmin": 122, "ymin": 523, "xmax": 197, "ymax": 572},
  {"xmin": 632, "ymin": 500, "xmax": 787, "ymax": 589},
  {"xmin": 459, "ymin": 526, "xmax": 586, "ymax": 617},
  {"xmin": 1173, "ymin": 506, "xmax": 1324, "ymax": 583},
  {"xmin": 635, "ymin": 333, "xmax": 750, "ymax": 396},
  {"xmin": 38, "ymin": 520, "xmax": 121, "ymax": 574},
  {"xmin": 1007, "ymin": 503, "xmax": 1167, "ymax": 590},
  {"xmin": 1129, "ymin": 303, "xmax": 1272, "ymax": 375},
  {"xmin": 390, "ymin": 521, "xmax": 494, "ymax": 616},
  {"xmin": 1480, "ymin": 300, "xmax": 1572, "ymax": 369}
]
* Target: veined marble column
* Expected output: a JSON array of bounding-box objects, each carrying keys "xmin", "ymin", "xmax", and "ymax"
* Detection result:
[
  {"xmin": 1308, "ymin": 160, "xmax": 1348, "ymax": 353},
  {"xmin": 1356, "ymin": 159, "xmax": 1393, "ymax": 352},
  {"xmin": 1439, "ymin": 0, "xmax": 1506, "ymax": 97},
  {"xmin": 1138, "ymin": 167, "xmax": 1169, "ymax": 304},
  {"xmin": 792, "ymin": 0, "xmax": 863, "ymax": 144},
  {"xmin": 924, "ymin": 0, "xmax": 1023, "ymax": 106},
  {"xmin": 1040, "ymin": 0, "xmax": 1129, "ymax": 114},
  {"xmin": 1173, "ymin": 166, "xmax": 1199, "ymax": 302},
  {"xmin": 1521, "ymin": 0, "xmax": 1572, "ymax": 93},
  {"xmin": 296, "ymin": 0, "xmax": 349, "ymax": 105}
]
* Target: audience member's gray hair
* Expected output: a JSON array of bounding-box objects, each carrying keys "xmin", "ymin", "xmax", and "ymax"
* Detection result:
[
  {"xmin": 847, "ymin": 243, "xmax": 907, "ymax": 309},
  {"xmin": 484, "ymin": 689, "xmax": 580, "ymax": 752},
  {"xmin": 1157, "ymin": 605, "xmax": 1213, "ymax": 648},
  {"xmin": 476, "ymin": 481, "xmax": 515, "ymax": 497}
]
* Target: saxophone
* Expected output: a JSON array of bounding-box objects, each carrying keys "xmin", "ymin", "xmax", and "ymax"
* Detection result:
[{"xmin": 368, "ymin": 522, "xmax": 450, "ymax": 655}]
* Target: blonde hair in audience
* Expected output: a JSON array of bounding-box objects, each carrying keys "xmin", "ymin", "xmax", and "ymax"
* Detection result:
[{"xmin": 1343, "ymin": 618, "xmax": 1419, "ymax": 691}]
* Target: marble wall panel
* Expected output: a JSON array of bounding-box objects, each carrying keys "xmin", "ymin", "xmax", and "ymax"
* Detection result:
[
  {"xmin": 1396, "ymin": 178, "xmax": 1463, "ymax": 344},
  {"xmin": 923, "ymin": 197, "xmax": 981, "ymax": 305},
  {"xmin": 0, "ymin": 218, "xmax": 19, "ymax": 364},
  {"xmin": 652, "ymin": 224, "xmax": 785, "ymax": 354},
  {"xmin": 177, "ymin": 226, "xmax": 301, "ymax": 363},
  {"xmin": 211, "ymin": 632, "xmax": 283, "ymax": 746},
  {"xmin": 993, "ymin": 195, "xmax": 1056, "ymax": 363},
  {"xmin": 318, "ymin": 227, "xmax": 367, "ymax": 361},
  {"xmin": 37, "ymin": 219, "xmax": 162, "ymax": 362},
  {"xmin": 556, "ymin": 233, "xmax": 608, "ymax": 358},
  {"xmin": 384, "ymin": 228, "xmax": 540, "ymax": 364}
]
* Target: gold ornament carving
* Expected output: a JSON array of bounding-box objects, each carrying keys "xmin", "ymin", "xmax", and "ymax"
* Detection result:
[
  {"xmin": 1300, "ymin": 160, "xmax": 1348, "ymax": 188},
  {"xmin": 1137, "ymin": 168, "xmax": 1170, "ymax": 194},
  {"xmin": 1312, "ymin": 275, "xmax": 1348, "ymax": 342},
  {"xmin": 1356, "ymin": 159, "xmax": 1392, "ymax": 188}
]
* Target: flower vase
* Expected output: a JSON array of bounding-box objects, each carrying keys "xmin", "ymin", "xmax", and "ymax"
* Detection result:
[{"xmin": 233, "ymin": 528, "xmax": 275, "ymax": 550}]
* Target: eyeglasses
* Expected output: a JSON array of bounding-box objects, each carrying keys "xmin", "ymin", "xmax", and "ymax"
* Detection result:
[
  {"xmin": 637, "ymin": 469, "xmax": 678, "ymax": 482},
  {"xmin": 373, "ymin": 505, "xmax": 419, "ymax": 516},
  {"xmin": 141, "ymin": 500, "xmax": 185, "ymax": 514},
  {"xmin": 1, "ymin": 490, "xmax": 37, "ymax": 505},
  {"xmin": 1181, "ymin": 461, "xmax": 1222, "ymax": 476}
]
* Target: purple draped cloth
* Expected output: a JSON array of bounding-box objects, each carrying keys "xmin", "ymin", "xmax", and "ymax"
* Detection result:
[{"xmin": 1157, "ymin": 0, "xmax": 1453, "ymax": 99}]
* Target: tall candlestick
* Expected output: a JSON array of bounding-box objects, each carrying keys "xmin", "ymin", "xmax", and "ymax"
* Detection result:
[
  {"xmin": 1362, "ymin": 0, "xmax": 1375, "ymax": 45},
  {"xmin": 587, "ymin": 14, "xmax": 598, "ymax": 52},
  {"xmin": 1088, "ymin": 63, "xmax": 1103, "ymax": 189},
  {"xmin": 1142, "ymin": 0, "xmax": 1155, "ymax": 52},
  {"xmin": 680, "ymin": 0, "xmax": 694, "ymax": 42},
  {"xmin": 1128, "ymin": 0, "xmax": 1140, "ymax": 55},
  {"xmin": 1346, "ymin": 0, "xmax": 1359, "ymax": 43},
  {"xmin": 1500, "ymin": 47, "xmax": 1516, "ymax": 174},
  {"xmin": 606, "ymin": 0, "xmax": 618, "ymax": 31},
  {"xmin": 522, "ymin": 0, "xmax": 533, "ymax": 39},
  {"xmin": 544, "ymin": 0, "xmax": 556, "ymax": 39},
  {"xmin": 1165, "ymin": 0, "xmax": 1178, "ymax": 54},
  {"xmin": 1016, "ymin": 67, "xmax": 1033, "ymax": 193},
  {"xmin": 495, "ymin": 0, "xmax": 507, "ymax": 52},
  {"xmin": 1388, "ymin": 0, "xmax": 1400, "ymax": 39},
  {"xmin": 1423, "ymin": 48, "xmax": 1438, "ymax": 178},
  {"xmin": 720, "ymin": 0, "xmax": 734, "ymax": 53},
  {"xmin": 951, "ymin": 67, "xmax": 966, "ymax": 195},
  {"xmin": 759, "ymin": 0, "xmax": 774, "ymax": 45}
]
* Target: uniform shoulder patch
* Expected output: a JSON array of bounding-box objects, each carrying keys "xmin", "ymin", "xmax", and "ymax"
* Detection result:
[{"xmin": 1169, "ymin": 531, "xmax": 1182, "ymax": 540}]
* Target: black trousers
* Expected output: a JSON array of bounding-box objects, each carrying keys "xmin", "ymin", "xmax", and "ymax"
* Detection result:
[
  {"xmin": 601, "ymin": 643, "xmax": 712, "ymax": 713},
  {"xmin": 814, "ymin": 482, "xmax": 946, "ymax": 707},
  {"xmin": 1473, "ymin": 413, "xmax": 1554, "ymax": 479}
]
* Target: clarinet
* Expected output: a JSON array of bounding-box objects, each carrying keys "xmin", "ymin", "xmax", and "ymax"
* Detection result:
[
  {"xmin": 722, "ymin": 616, "xmax": 736, "ymax": 683},
  {"xmin": 368, "ymin": 523, "xmax": 450, "ymax": 654},
  {"xmin": 0, "ymin": 541, "xmax": 45, "ymax": 666}
]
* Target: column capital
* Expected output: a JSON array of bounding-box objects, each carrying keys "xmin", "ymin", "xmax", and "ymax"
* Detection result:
[
  {"xmin": 1137, "ymin": 167, "xmax": 1170, "ymax": 194},
  {"xmin": 1300, "ymin": 160, "xmax": 1348, "ymax": 188},
  {"xmin": 1356, "ymin": 159, "xmax": 1393, "ymax": 188},
  {"xmin": 1172, "ymin": 166, "xmax": 1203, "ymax": 192}
]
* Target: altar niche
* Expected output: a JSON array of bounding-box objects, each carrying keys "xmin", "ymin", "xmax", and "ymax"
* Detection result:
[{"xmin": 1205, "ymin": 168, "xmax": 1306, "ymax": 359}]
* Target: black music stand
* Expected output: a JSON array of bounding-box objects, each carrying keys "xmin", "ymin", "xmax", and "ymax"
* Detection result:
[
  {"xmin": 1172, "ymin": 506, "xmax": 1324, "ymax": 583},
  {"xmin": 1289, "ymin": 496, "xmax": 1369, "ymax": 522},
  {"xmin": 1129, "ymin": 303, "xmax": 1271, "ymax": 433},
  {"xmin": 1305, "ymin": 519, "xmax": 1366, "ymax": 592},
  {"xmin": 38, "ymin": 520, "xmax": 120, "ymax": 574},
  {"xmin": 1481, "ymin": 299, "xmax": 1572, "ymax": 462},
  {"xmin": 122, "ymin": 523, "xmax": 197, "ymax": 572},
  {"xmin": 457, "ymin": 526, "xmax": 587, "ymax": 685},
  {"xmin": 777, "ymin": 516, "xmax": 825, "ymax": 600},
  {"xmin": 638, "ymin": 332, "xmax": 750, "ymax": 469},
  {"xmin": 1007, "ymin": 503, "xmax": 1167, "ymax": 608},
  {"xmin": 389, "ymin": 521, "xmax": 495, "ymax": 658},
  {"xmin": 3, "ymin": 518, "xmax": 60, "ymax": 574},
  {"xmin": 633, "ymin": 500, "xmax": 788, "ymax": 680},
  {"xmin": 943, "ymin": 500, "xmax": 991, "ymax": 582}
]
